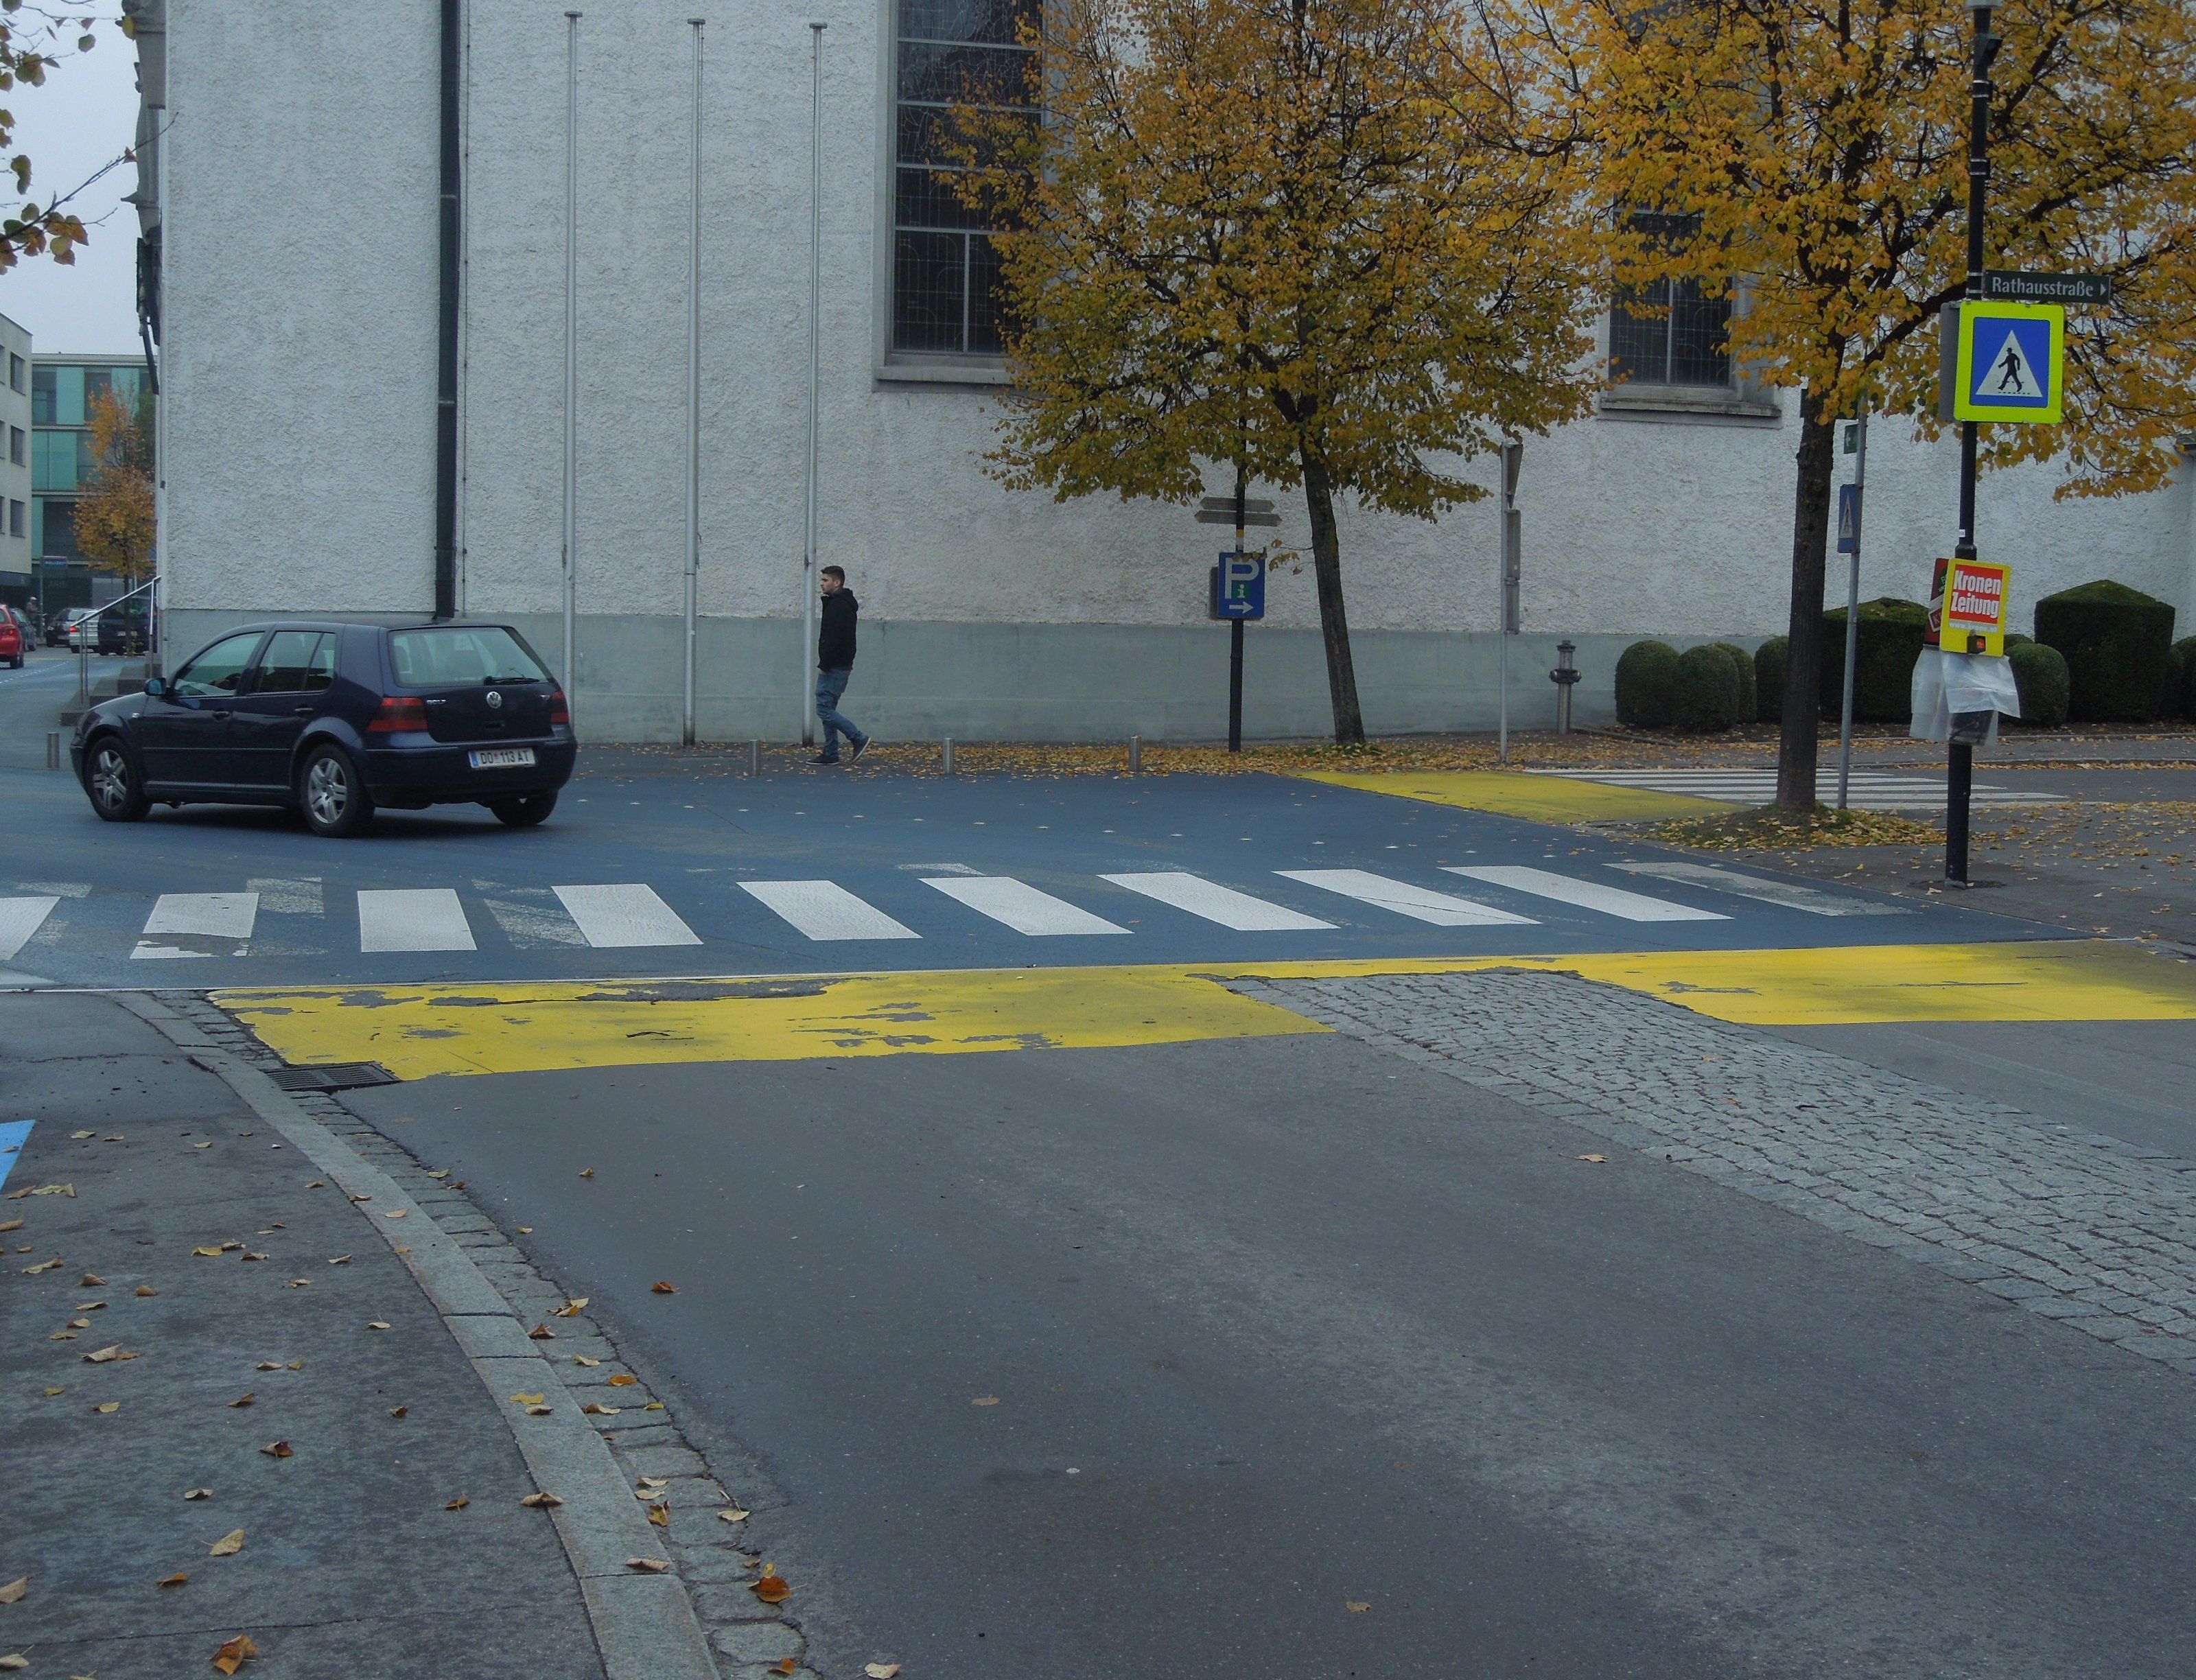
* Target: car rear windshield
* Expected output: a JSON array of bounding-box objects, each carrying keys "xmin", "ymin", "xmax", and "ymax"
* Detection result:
[{"xmin": 387, "ymin": 627, "xmax": 549, "ymax": 688}]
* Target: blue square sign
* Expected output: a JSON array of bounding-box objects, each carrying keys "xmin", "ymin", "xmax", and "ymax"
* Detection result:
[
  {"xmin": 1954, "ymin": 302, "xmax": 2064, "ymax": 423},
  {"xmin": 1210, "ymin": 550, "xmax": 1265, "ymax": 620}
]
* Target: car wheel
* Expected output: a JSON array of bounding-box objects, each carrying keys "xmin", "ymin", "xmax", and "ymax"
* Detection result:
[
  {"xmin": 83, "ymin": 736, "xmax": 150, "ymax": 823},
  {"xmin": 298, "ymin": 744, "xmax": 374, "ymax": 838},
  {"xmin": 488, "ymin": 791, "xmax": 558, "ymax": 828}
]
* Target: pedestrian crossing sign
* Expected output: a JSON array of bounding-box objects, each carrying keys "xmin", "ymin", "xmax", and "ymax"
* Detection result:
[{"xmin": 1954, "ymin": 301, "xmax": 2064, "ymax": 423}]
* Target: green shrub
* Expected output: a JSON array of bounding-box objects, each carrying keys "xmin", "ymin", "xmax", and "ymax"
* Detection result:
[
  {"xmin": 1674, "ymin": 643, "xmax": 1744, "ymax": 732},
  {"xmin": 2008, "ymin": 641, "xmax": 2070, "ymax": 728},
  {"xmin": 2166, "ymin": 642, "xmax": 2191, "ymax": 721},
  {"xmin": 1753, "ymin": 636, "xmax": 1788, "ymax": 723},
  {"xmin": 1821, "ymin": 597, "xmax": 1930, "ymax": 723},
  {"xmin": 2174, "ymin": 635, "xmax": 2196, "ymax": 718},
  {"xmin": 2034, "ymin": 579, "xmax": 2177, "ymax": 722},
  {"xmin": 1709, "ymin": 642, "xmax": 1757, "ymax": 723},
  {"xmin": 2002, "ymin": 631, "xmax": 2033, "ymax": 653},
  {"xmin": 1615, "ymin": 640, "xmax": 1680, "ymax": 728}
]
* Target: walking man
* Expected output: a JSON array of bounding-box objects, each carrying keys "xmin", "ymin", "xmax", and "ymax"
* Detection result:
[{"xmin": 813, "ymin": 565, "xmax": 869, "ymax": 765}]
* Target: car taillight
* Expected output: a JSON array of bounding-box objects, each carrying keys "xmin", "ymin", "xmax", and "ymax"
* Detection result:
[
  {"xmin": 368, "ymin": 696, "xmax": 430, "ymax": 733},
  {"xmin": 548, "ymin": 686, "xmax": 570, "ymax": 726}
]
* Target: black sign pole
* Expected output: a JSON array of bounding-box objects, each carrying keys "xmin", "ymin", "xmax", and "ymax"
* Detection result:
[
  {"xmin": 1230, "ymin": 467, "xmax": 1247, "ymax": 753},
  {"xmin": 1948, "ymin": 1, "xmax": 1999, "ymax": 887}
]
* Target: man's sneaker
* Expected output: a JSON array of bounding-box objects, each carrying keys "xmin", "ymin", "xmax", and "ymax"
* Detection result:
[
  {"xmin": 847, "ymin": 737, "xmax": 870, "ymax": 765},
  {"xmin": 809, "ymin": 752, "xmax": 840, "ymax": 766}
]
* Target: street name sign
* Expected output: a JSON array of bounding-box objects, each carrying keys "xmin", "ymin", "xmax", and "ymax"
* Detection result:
[
  {"xmin": 1932, "ymin": 557, "xmax": 2012, "ymax": 656},
  {"xmin": 1954, "ymin": 301, "xmax": 2064, "ymax": 424},
  {"xmin": 1195, "ymin": 496, "xmax": 1281, "ymax": 528},
  {"xmin": 1209, "ymin": 550, "xmax": 1266, "ymax": 620},
  {"xmin": 1981, "ymin": 270, "xmax": 2110, "ymax": 305}
]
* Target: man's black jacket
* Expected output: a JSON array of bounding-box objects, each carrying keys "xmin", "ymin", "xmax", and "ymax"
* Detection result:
[{"xmin": 819, "ymin": 587, "xmax": 858, "ymax": 669}]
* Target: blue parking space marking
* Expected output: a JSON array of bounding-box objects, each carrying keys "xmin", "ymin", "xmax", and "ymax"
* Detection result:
[{"xmin": 0, "ymin": 1119, "xmax": 35, "ymax": 1194}]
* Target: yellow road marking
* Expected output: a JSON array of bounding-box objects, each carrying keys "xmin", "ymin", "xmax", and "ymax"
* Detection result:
[
  {"xmin": 1291, "ymin": 769, "xmax": 1738, "ymax": 823},
  {"xmin": 214, "ymin": 939, "xmax": 2196, "ymax": 1080}
]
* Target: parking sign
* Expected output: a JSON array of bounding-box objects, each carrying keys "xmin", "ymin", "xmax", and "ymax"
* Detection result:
[{"xmin": 1209, "ymin": 550, "xmax": 1265, "ymax": 620}]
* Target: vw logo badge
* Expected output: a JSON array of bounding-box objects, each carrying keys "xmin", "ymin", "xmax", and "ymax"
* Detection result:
[{"xmin": 486, "ymin": 690, "xmax": 504, "ymax": 710}]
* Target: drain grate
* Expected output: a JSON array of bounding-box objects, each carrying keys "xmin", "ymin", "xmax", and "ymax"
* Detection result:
[{"xmin": 267, "ymin": 1062, "xmax": 400, "ymax": 1093}]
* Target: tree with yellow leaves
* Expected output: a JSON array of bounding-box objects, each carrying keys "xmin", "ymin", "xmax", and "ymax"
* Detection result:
[
  {"xmin": 960, "ymin": 0, "xmax": 1596, "ymax": 743},
  {"xmin": 1574, "ymin": 0, "xmax": 2196, "ymax": 806},
  {"xmin": 75, "ymin": 388, "xmax": 156, "ymax": 583}
]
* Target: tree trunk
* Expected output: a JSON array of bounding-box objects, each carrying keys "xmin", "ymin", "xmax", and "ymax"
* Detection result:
[
  {"xmin": 1299, "ymin": 446, "xmax": 1367, "ymax": 745},
  {"xmin": 1775, "ymin": 393, "xmax": 1838, "ymax": 811}
]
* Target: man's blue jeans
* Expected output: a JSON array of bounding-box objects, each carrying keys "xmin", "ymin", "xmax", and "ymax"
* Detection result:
[{"xmin": 815, "ymin": 666, "xmax": 865, "ymax": 758}]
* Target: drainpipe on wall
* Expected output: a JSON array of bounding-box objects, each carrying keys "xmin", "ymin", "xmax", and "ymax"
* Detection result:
[{"xmin": 432, "ymin": 0, "xmax": 462, "ymax": 621}]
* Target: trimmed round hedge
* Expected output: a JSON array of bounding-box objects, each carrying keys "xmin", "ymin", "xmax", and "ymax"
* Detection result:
[
  {"xmin": 1674, "ymin": 643, "xmax": 1743, "ymax": 732},
  {"xmin": 2034, "ymin": 579, "xmax": 2177, "ymax": 722},
  {"xmin": 1615, "ymin": 640, "xmax": 1680, "ymax": 728},
  {"xmin": 2009, "ymin": 641, "xmax": 2070, "ymax": 728},
  {"xmin": 2175, "ymin": 636, "xmax": 2196, "ymax": 719},
  {"xmin": 1709, "ymin": 642, "xmax": 1757, "ymax": 723},
  {"xmin": 1753, "ymin": 636, "xmax": 1788, "ymax": 723},
  {"xmin": 1821, "ymin": 597, "xmax": 1930, "ymax": 723}
]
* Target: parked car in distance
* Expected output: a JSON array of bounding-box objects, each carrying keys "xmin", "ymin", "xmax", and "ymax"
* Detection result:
[
  {"xmin": 44, "ymin": 609, "xmax": 76, "ymax": 647},
  {"xmin": 62, "ymin": 608, "xmax": 97, "ymax": 651},
  {"xmin": 0, "ymin": 608, "xmax": 23, "ymax": 668},
  {"xmin": 72, "ymin": 621, "xmax": 576, "ymax": 837},
  {"xmin": 95, "ymin": 602, "xmax": 150, "ymax": 656}
]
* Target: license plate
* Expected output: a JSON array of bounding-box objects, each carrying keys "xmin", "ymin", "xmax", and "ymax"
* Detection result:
[{"xmin": 469, "ymin": 747, "xmax": 536, "ymax": 769}]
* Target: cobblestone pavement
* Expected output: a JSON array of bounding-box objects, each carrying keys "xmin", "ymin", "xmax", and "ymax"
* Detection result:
[{"xmin": 1237, "ymin": 970, "xmax": 2196, "ymax": 1375}]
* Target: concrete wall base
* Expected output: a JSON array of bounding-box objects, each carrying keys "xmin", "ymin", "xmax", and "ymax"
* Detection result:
[{"xmin": 159, "ymin": 611, "xmax": 1759, "ymax": 744}]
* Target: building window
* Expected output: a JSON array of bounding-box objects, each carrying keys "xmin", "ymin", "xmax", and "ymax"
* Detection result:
[
  {"xmin": 8, "ymin": 425, "xmax": 21, "ymax": 466},
  {"xmin": 8, "ymin": 500, "xmax": 21, "ymax": 539},
  {"xmin": 8, "ymin": 354, "xmax": 21, "ymax": 393},
  {"xmin": 1609, "ymin": 213, "xmax": 1732, "ymax": 389},
  {"xmin": 891, "ymin": 0, "xmax": 1038, "ymax": 357},
  {"xmin": 31, "ymin": 366, "xmax": 55, "ymax": 426}
]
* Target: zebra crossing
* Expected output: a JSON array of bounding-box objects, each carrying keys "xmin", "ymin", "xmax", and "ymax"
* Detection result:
[
  {"xmin": 1530, "ymin": 767, "xmax": 2063, "ymax": 811},
  {"xmin": 0, "ymin": 856, "xmax": 1915, "ymax": 972}
]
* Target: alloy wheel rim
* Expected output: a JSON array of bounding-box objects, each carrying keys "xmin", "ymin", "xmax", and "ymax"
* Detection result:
[
  {"xmin": 306, "ymin": 757, "xmax": 347, "ymax": 826},
  {"xmin": 91, "ymin": 747, "xmax": 128, "ymax": 810}
]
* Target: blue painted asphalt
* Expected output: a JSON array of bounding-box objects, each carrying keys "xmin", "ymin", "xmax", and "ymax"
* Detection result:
[{"xmin": 0, "ymin": 751, "xmax": 2046, "ymax": 990}]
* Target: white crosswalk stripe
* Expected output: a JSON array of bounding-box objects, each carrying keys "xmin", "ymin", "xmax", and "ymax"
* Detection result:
[
  {"xmin": 0, "ymin": 897, "xmax": 59, "ymax": 962},
  {"xmin": 1532, "ymin": 767, "xmax": 2061, "ymax": 810},
  {"xmin": 554, "ymin": 883, "xmax": 702, "ymax": 948},
  {"xmin": 1614, "ymin": 860, "xmax": 1909, "ymax": 917},
  {"xmin": 1276, "ymin": 869, "xmax": 1537, "ymax": 927},
  {"xmin": 740, "ymin": 879, "xmax": 919, "ymax": 942},
  {"xmin": 1101, "ymin": 872, "xmax": 1334, "ymax": 931},
  {"xmin": 922, "ymin": 876, "xmax": 1128, "ymax": 936},
  {"xmin": 133, "ymin": 892, "xmax": 260, "ymax": 959},
  {"xmin": 358, "ymin": 888, "xmax": 476, "ymax": 953},
  {"xmin": 1443, "ymin": 865, "xmax": 1727, "ymax": 923}
]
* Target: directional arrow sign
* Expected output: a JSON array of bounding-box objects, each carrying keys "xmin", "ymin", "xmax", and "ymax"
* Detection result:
[
  {"xmin": 1195, "ymin": 496, "xmax": 1281, "ymax": 527},
  {"xmin": 1954, "ymin": 301, "xmax": 2064, "ymax": 424}
]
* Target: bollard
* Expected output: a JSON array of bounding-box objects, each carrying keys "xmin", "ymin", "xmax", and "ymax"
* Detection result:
[
  {"xmin": 942, "ymin": 736, "xmax": 955, "ymax": 775},
  {"xmin": 747, "ymin": 738, "xmax": 762, "ymax": 777},
  {"xmin": 47, "ymin": 731, "xmax": 63, "ymax": 771},
  {"xmin": 1128, "ymin": 734, "xmax": 1142, "ymax": 774},
  {"xmin": 1548, "ymin": 639, "xmax": 1581, "ymax": 736}
]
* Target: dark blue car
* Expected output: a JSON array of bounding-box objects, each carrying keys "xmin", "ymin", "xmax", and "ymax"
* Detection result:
[{"xmin": 72, "ymin": 621, "xmax": 576, "ymax": 837}]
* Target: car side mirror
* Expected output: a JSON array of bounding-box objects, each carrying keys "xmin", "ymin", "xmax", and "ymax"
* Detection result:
[{"xmin": 142, "ymin": 676, "xmax": 167, "ymax": 700}]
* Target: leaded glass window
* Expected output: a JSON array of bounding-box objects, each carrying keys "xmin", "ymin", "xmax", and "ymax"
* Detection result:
[{"xmin": 1609, "ymin": 213, "xmax": 1732, "ymax": 388}]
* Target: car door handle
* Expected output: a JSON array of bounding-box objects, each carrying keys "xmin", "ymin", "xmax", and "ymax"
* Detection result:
[
  {"xmin": 294, "ymin": 704, "xmax": 314, "ymax": 714},
  {"xmin": 212, "ymin": 710, "xmax": 233, "ymax": 720}
]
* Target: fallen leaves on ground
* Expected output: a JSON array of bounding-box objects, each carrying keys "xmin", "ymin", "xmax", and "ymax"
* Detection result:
[
  {"xmin": 95, "ymin": 1401, "xmax": 120, "ymax": 1414},
  {"xmin": 227, "ymin": 1394, "xmax": 254, "ymax": 1409},
  {"xmin": 510, "ymin": 1392, "xmax": 546, "ymax": 1407},
  {"xmin": 286, "ymin": 1280, "xmax": 309, "ymax": 1290},
  {"xmin": 0, "ymin": 1220, "xmax": 18, "ymax": 1233},
  {"xmin": 582, "ymin": 1403, "xmax": 620, "ymax": 1416},
  {"xmin": 773, "ymin": 1661, "xmax": 799, "ymax": 1677},
  {"xmin": 0, "ymin": 1579, "xmax": 23, "ymax": 1605},
  {"xmin": 211, "ymin": 1633, "xmax": 259, "ymax": 1674},
  {"xmin": 259, "ymin": 1440, "xmax": 292, "ymax": 1459},
  {"xmin": 157, "ymin": 1572, "xmax": 188, "ymax": 1588},
  {"xmin": 86, "ymin": 1343, "xmax": 142, "ymax": 1362},
  {"xmin": 865, "ymin": 1664, "xmax": 902, "ymax": 1678},
  {"xmin": 0, "ymin": 1655, "xmax": 25, "ymax": 1671},
  {"xmin": 388, "ymin": 1405, "xmax": 408, "ymax": 1419},
  {"xmin": 651, "ymin": 1281, "xmax": 677, "ymax": 1294},
  {"xmin": 626, "ymin": 1556, "xmax": 668, "ymax": 1573},
  {"xmin": 528, "ymin": 1323, "xmax": 554, "ymax": 1340},
  {"xmin": 606, "ymin": 1373, "xmax": 638, "ymax": 1388},
  {"xmin": 78, "ymin": 1273, "xmax": 104, "ymax": 1287},
  {"xmin": 970, "ymin": 1396, "xmax": 999, "ymax": 1408},
  {"xmin": 136, "ymin": 1285, "xmax": 157, "ymax": 1297},
  {"xmin": 40, "ymin": 1387, "xmax": 61, "ymax": 1397},
  {"xmin": 574, "ymin": 1355, "xmax": 599, "ymax": 1368},
  {"xmin": 366, "ymin": 1321, "xmax": 390, "ymax": 1332},
  {"xmin": 445, "ymin": 1493, "xmax": 469, "ymax": 1510},
  {"xmin": 327, "ymin": 1255, "xmax": 351, "ymax": 1267},
  {"xmin": 646, "ymin": 1502, "xmax": 670, "ymax": 1528},
  {"xmin": 185, "ymin": 1489, "xmax": 213, "ymax": 1500},
  {"xmin": 634, "ymin": 1477, "xmax": 668, "ymax": 1495},
  {"xmin": 255, "ymin": 1361, "xmax": 281, "ymax": 1373},
  {"xmin": 1346, "ymin": 1600, "xmax": 1371, "ymax": 1613},
  {"xmin": 719, "ymin": 1508, "xmax": 750, "ymax": 1524},
  {"xmin": 752, "ymin": 1569, "xmax": 792, "ymax": 1603},
  {"xmin": 579, "ymin": 1168, "xmax": 595, "ymax": 1179},
  {"xmin": 23, "ymin": 1259, "xmax": 60, "ymax": 1274},
  {"xmin": 519, "ymin": 1492, "xmax": 563, "ymax": 1509},
  {"xmin": 383, "ymin": 1209, "xmax": 406, "ymax": 1220},
  {"xmin": 552, "ymin": 1297, "xmax": 589, "ymax": 1317},
  {"xmin": 1575, "ymin": 1154, "xmax": 1608, "ymax": 1164},
  {"xmin": 208, "ymin": 1530, "xmax": 245, "ymax": 1557}
]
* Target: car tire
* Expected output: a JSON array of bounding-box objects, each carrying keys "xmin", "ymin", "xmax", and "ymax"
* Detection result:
[
  {"xmin": 297, "ymin": 743, "xmax": 375, "ymax": 838},
  {"xmin": 488, "ymin": 791, "xmax": 558, "ymax": 828},
  {"xmin": 82, "ymin": 735, "xmax": 150, "ymax": 823}
]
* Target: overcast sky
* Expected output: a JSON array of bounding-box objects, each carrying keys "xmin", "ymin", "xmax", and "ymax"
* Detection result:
[{"xmin": 0, "ymin": 18, "xmax": 145, "ymax": 356}]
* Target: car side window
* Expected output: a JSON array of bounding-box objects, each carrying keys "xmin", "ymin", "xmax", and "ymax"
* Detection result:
[
  {"xmin": 172, "ymin": 633, "xmax": 262, "ymax": 699},
  {"xmin": 254, "ymin": 631, "xmax": 327, "ymax": 695},
  {"xmin": 305, "ymin": 634, "xmax": 336, "ymax": 692}
]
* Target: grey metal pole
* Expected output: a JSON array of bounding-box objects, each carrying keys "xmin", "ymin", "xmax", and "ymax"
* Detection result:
[
  {"xmin": 800, "ymin": 21, "xmax": 826, "ymax": 746},
  {"xmin": 682, "ymin": 18, "xmax": 704, "ymax": 747},
  {"xmin": 1835, "ymin": 406, "xmax": 1868, "ymax": 810},
  {"xmin": 561, "ymin": 11, "xmax": 581, "ymax": 722}
]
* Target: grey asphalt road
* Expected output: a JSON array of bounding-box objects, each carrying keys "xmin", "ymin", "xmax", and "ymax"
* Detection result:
[{"xmin": 340, "ymin": 1029, "xmax": 2196, "ymax": 1680}]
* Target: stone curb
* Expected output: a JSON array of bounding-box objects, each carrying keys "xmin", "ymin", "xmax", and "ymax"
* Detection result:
[{"xmin": 110, "ymin": 991, "xmax": 722, "ymax": 1680}]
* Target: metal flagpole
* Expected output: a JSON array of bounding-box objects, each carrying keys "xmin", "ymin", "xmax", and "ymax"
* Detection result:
[
  {"xmin": 561, "ymin": 11, "xmax": 581, "ymax": 722},
  {"xmin": 1835, "ymin": 404, "xmax": 1867, "ymax": 810},
  {"xmin": 682, "ymin": 18, "xmax": 704, "ymax": 746},
  {"xmin": 801, "ymin": 21, "xmax": 826, "ymax": 747}
]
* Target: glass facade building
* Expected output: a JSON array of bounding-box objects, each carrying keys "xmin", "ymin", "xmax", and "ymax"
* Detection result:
[{"xmin": 30, "ymin": 354, "xmax": 152, "ymax": 614}]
